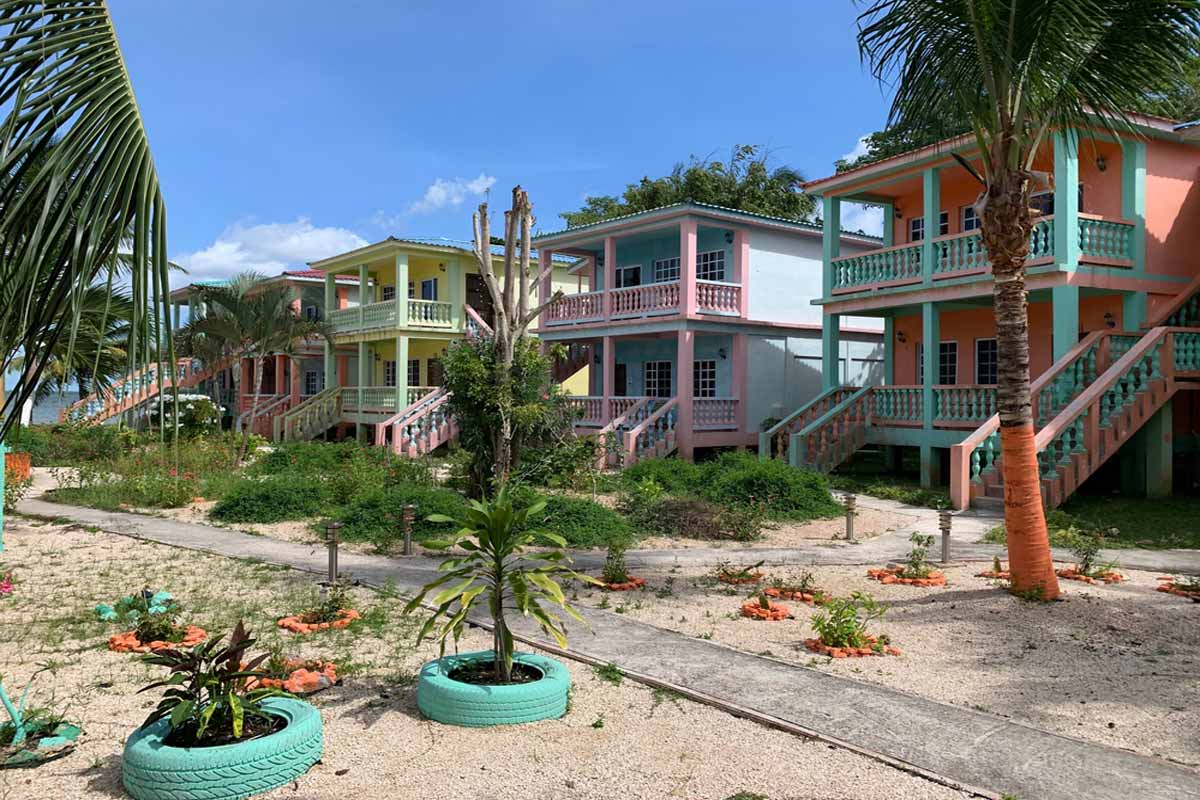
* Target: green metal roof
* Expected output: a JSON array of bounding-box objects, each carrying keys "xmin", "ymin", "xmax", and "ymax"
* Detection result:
[{"xmin": 533, "ymin": 201, "xmax": 850, "ymax": 241}]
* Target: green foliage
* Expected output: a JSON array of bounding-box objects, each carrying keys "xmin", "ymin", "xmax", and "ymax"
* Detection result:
[
  {"xmin": 592, "ymin": 662, "xmax": 624, "ymax": 686},
  {"xmin": 522, "ymin": 494, "xmax": 634, "ymax": 549},
  {"xmin": 334, "ymin": 484, "xmax": 464, "ymax": 551},
  {"xmin": 1059, "ymin": 525, "xmax": 1118, "ymax": 578},
  {"xmin": 138, "ymin": 621, "xmax": 282, "ymax": 746},
  {"xmin": 441, "ymin": 336, "xmax": 574, "ymax": 495},
  {"xmin": 601, "ymin": 536, "xmax": 631, "ymax": 585},
  {"xmin": 10, "ymin": 423, "xmax": 147, "ymax": 467},
  {"xmin": 810, "ymin": 592, "xmax": 887, "ymax": 650},
  {"xmin": 621, "ymin": 458, "xmax": 703, "ymax": 494},
  {"xmin": 827, "ymin": 473, "xmax": 949, "ymax": 510},
  {"xmin": 768, "ymin": 570, "xmax": 818, "ymax": 595},
  {"xmin": 301, "ymin": 579, "xmax": 354, "ymax": 624},
  {"xmin": 561, "ymin": 145, "xmax": 814, "ymax": 227},
  {"xmin": 147, "ymin": 393, "xmax": 222, "ymax": 438},
  {"xmin": 514, "ymin": 436, "xmax": 601, "ymax": 490},
  {"xmin": 901, "ymin": 533, "xmax": 935, "ymax": 579},
  {"xmin": 698, "ymin": 452, "xmax": 840, "ymax": 521},
  {"xmin": 404, "ymin": 487, "xmax": 594, "ymax": 683},
  {"xmin": 133, "ymin": 607, "xmax": 185, "ymax": 645},
  {"xmin": 3, "ymin": 469, "xmax": 31, "ymax": 512},
  {"xmin": 210, "ymin": 475, "xmax": 332, "ymax": 523}
]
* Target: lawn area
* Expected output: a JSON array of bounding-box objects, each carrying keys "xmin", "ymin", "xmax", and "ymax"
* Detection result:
[{"xmin": 1056, "ymin": 494, "xmax": 1200, "ymax": 550}]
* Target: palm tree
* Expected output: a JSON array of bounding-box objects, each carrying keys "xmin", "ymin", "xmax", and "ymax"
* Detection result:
[
  {"xmin": 182, "ymin": 272, "xmax": 331, "ymax": 459},
  {"xmin": 0, "ymin": 1, "xmax": 171, "ymax": 440},
  {"xmin": 856, "ymin": 0, "xmax": 1200, "ymax": 599}
]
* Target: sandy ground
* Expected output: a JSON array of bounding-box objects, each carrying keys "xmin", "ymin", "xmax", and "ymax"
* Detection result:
[
  {"xmin": 571, "ymin": 560, "xmax": 1200, "ymax": 767},
  {"xmin": 0, "ymin": 517, "xmax": 970, "ymax": 800}
]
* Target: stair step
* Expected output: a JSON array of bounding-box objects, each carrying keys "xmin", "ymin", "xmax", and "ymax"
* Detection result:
[
  {"xmin": 985, "ymin": 484, "xmax": 1005, "ymax": 499},
  {"xmin": 972, "ymin": 495, "xmax": 1004, "ymax": 511}
]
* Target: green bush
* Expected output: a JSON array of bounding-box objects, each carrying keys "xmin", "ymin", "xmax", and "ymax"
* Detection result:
[
  {"xmin": 8, "ymin": 423, "xmax": 148, "ymax": 467},
  {"xmin": 521, "ymin": 494, "xmax": 633, "ymax": 549},
  {"xmin": 334, "ymin": 485, "xmax": 464, "ymax": 550},
  {"xmin": 210, "ymin": 475, "xmax": 332, "ymax": 523},
  {"xmin": 620, "ymin": 458, "xmax": 703, "ymax": 494},
  {"xmin": 253, "ymin": 441, "xmax": 430, "ymax": 506},
  {"xmin": 698, "ymin": 452, "xmax": 840, "ymax": 521}
]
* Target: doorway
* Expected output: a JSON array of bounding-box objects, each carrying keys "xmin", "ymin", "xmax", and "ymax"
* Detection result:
[{"xmin": 465, "ymin": 274, "xmax": 494, "ymax": 326}]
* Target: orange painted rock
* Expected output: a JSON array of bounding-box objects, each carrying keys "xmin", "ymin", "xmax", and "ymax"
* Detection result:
[
  {"xmin": 803, "ymin": 636, "xmax": 899, "ymax": 658},
  {"xmin": 277, "ymin": 608, "xmax": 361, "ymax": 634},
  {"xmin": 599, "ymin": 576, "xmax": 646, "ymax": 591},
  {"xmin": 3, "ymin": 452, "xmax": 31, "ymax": 482},
  {"xmin": 975, "ymin": 569, "xmax": 1011, "ymax": 580},
  {"xmin": 251, "ymin": 660, "xmax": 338, "ymax": 694},
  {"xmin": 108, "ymin": 625, "xmax": 207, "ymax": 654},
  {"xmin": 1155, "ymin": 579, "xmax": 1200, "ymax": 601},
  {"xmin": 867, "ymin": 567, "xmax": 946, "ymax": 587},
  {"xmin": 763, "ymin": 587, "xmax": 826, "ymax": 604},
  {"xmin": 1056, "ymin": 567, "xmax": 1125, "ymax": 585},
  {"xmin": 740, "ymin": 600, "xmax": 791, "ymax": 621}
]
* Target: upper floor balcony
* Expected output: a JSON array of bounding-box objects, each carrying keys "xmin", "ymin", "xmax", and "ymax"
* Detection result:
[{"xmin": 807, "ymin": 127, "xmax": 1149, "ymax": 311}]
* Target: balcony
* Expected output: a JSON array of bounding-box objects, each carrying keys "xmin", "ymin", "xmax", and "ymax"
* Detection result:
[
  {"xmin": 546, "ymin": 279, "xmax": 743, "ymax": 327},
  {"xmin": 328, "ymin": 299, "xmax": 456, "ymax": 337},
  {"xmin": 566, "ymin": 394, "xmax": 739, "ymax": 431},
  {"xmin": 829, "ymin": 214, "xmax": 1134, "ymax": 296}
]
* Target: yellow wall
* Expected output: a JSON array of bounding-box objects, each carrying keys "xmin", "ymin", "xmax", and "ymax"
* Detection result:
[
  {"xmin": 365, "ymin": 337, "xmax": 451, "ymax": 386},
  {"xmin": 561, "ymin": 364, "xmax": 590, "ymax": 395}
]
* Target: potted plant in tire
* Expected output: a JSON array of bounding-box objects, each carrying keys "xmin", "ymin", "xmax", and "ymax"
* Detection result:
[
  {"xmin": 122, "ymin": 621, "xmax": 323, "ymax": 800},
  {"xmin": 404, "ymin": 486, "xmax": 594, "ymax": 727}
]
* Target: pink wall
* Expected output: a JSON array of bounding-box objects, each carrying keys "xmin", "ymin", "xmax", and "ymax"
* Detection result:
[{"xmin": 1145, "ymin": 138, "xmax": 1200, "ymax": 282}]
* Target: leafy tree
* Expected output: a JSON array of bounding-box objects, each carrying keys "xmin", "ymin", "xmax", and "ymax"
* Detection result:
[
  {"xmin": 857, "ymin": 0, "xmax": 1200, "ymax": 600},
  {"xmin": 560, "ymin": 145, "xmax": 814, "ymax": 227}
]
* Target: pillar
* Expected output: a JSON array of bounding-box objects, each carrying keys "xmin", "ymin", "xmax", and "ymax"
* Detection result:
[
  {"xmin": 821, "ymin": 195, "xmax": 840, "ymax": 299},
  {"xmin": 920, "ymin": 301, "xmax": 939, "ymax": 488},
  {"xmin": 324, "ymin": 272, "xmax": 336, "ymax": 390},
  {"xmin": 880, "ymin": 201, "xmax": 894, "ymax": 247},
  {"xmin": 172, "ymin": 301, "xmax": 181, "ymax": 331},
  {"xmin": 448, "ymin": 257, "xmax": 463, "ymax": 330},
  {"xmin": 1122, "ymin": 137, "xmax": 1148, "ymax": 329},
  {"xmin": 603, "ymin": 236, "xmax": 617, "ymax": 318},
  {"xmin": 1144, "ymin": 398, "xmax": 1173, "ymax": 498},
  {"xmin": 1053, "ymin": 129, "xmax": 1080, "ymax": 272},
  {"xmin": 883, "ymin": 316, "xmax": 895, "ymax": 384},
  {"xmin": 822, "ymin": 313, "xmax": 841, "ymax": 389},
  {"xmin": 921, "ymin": 167, "xmax": 940, "ymax": 284},
  {"xmin": 356, "ymin": 341, "xmax": 368, "ymax": 440},
  {"xmin": 358, "ymin": 263, "xmax": 369, "ymax": 326},
  {"xmin": 676, "ymin": 328, "xmax": 694, "ymax": 460},
  {"xmin": 337, "ymin": 355, "xmax": 349, "ymax": 389},
  {"xmin": 274, "ymin": 353, "xmax": 286, "ymax": 396},
  {"xmin": 733, "ymin": 333, "xmax": 748, "ymax": 433},
  {"xmin": 538, "ymin": 250, "xmax": 553, "ymax": 313},
  {"xmin": 290, "ymin": 357, "xmax": 301, "ymax": 404},
  {"xmin": 680, "ymin": 219, "xmax": 698, "ymax": 316},
  {"xmin": 395, "ymin": 252, "xmax": 409, "ymax": 327},
  {"xmin": 395, "ymin": 334, "xmax": 409, "ymax": 410},
  {"xmin": 1052, "ymin": 284, "xmax": 1080, "ymax": 360},
  {"xmin": 733, "ymin": 229, "xmax": 750, "ymax": 317},
  {"xmin": 602, "ymin": 335, "xmax": 615, "ymax": 421}
]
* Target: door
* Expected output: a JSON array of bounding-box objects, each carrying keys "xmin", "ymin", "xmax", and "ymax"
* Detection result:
[
  {"xmin": 427, "ymin": 358, "xmax": 445, "ymax": 387},
  {"xmin": 614, "ymin": 364, "xmax": 627, "ymax": 396},
  {"xmin": 465, "ymin": 274, "xmax": 495, "ymax": 326}
]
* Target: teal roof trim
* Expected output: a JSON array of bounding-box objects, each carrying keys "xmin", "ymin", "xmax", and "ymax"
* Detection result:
[{"xmin": 533, "ymin": 201, "xmax": 846, "ymax": 241}]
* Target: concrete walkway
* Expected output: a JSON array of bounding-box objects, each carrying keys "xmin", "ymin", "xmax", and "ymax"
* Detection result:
[{"xmin": 15, "ymin": 491, "xmax": 1200, "ymax": 800}]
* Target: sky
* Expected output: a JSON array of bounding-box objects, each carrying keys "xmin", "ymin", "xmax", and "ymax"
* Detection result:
[{"xmin": 107, "ymin": 0, "xmax": 892, "ymax": 288}]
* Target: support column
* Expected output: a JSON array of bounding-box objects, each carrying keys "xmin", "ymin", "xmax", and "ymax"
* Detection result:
[
  {"xmin": 395, "ymin": 253, "xmax": 409, "ymax": 327},
  {"xmin": 880, "ymin": 201, "xmax": 894, "ymax": 247},
  {"xmin": 448, "ymin": 258, "xmax": 463, "ymax": 330},
  {"xmin": 358, "ymin": 264, "xmax": 369, "ymax": 328},
  {"xmin": 822, "ymin": 314, "xmax": 841, "ymax": 389},
  {"xmin": 920, "ymin": 302, "xmax": 939, "ymax": 488},
  {"xmin": 1144, "ymin": 398, "xmax": 1173, "ymax": 498},
  {"xmin": 1052, "ymin": 284, "xmax": 1080, "ymax": 361},
  {"xmin": 883, "ymin": 316, "xmax": 895, "ymax": 385},
  {"xmin": 290, "ymin": 358, "xmax": 301, "ymax": 405},
  {"xmin": 395, "ymin": 334, "xmax": 409, "ymax": 410},
  {"xmin": 680, "ymin": 219, "xmax": 698, "ymax": 316},
  {"xmin": 921, "ymin": 167, "xmax": 940, "ymax": 284},
  {"xmin": 676, "ymin": 328, "xmax": 694, "ymax": 460},
  {"xmin": 603, "ymin": 237, "xmax": 617, "ymax": 319},
  {"xmin": 274, "ymin": 353, "xmax": 286, "ymax": 396},
  {"xmin": 172, "ymin": 302, "xmax": 181, "ymax": 331},
  {"xmin": 1053, "ymin": 129, "xmax": 1080, "ymax": 272},
  {"xmin": 602, "ymin": 335, "xmax": 615, "ymax": 422},
  {"xmin": 1122, "ymin": 136, "xmax": 1148, "ymax": 329},
  {"xmin": 538, "ymin": 250, "xmax": 553, "ymax": 310},
  {"xmin": 356, "ymin": 341, "xmax": 368, "ymax": 441},
  {"xmin": 733, "ymin": 229, "xmax": 750, "ymax": 318},
  {"xmin": 822, "ymin": 195, "xmax": 840, "ymax": 299},
  {"xmin": 733, "ymin": 333, "xmax": 748, "ymax": 434},
  {"xmin": 324, "ymin": 273, "xmax": 336, "ymax": 390}
]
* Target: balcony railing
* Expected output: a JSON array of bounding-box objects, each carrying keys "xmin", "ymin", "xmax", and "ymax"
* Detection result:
[
  {"xmin": 866, "ymin": 384, "xmax": 997, "ymax": 427},
  {"xmin": 342, "ymin": 385, "xmax": 438, "ymax": 415},
  {"xmin": 611, "ymin": 281, "xmax": 680, "ymax": 319},
  {"xmin": 831, "ymin": 214, "xmax": 1132, "ymax": 295},
  {"xmin": 409, "ymin": 299, "xmax": 453, "ymax": 327},
  {"xmin": 693, "ymin": 397, "xmax": 738, "ymax": 429},
  {"xmin": 544, "ymin": 277, "xmax": 746, "ymax": 326},
  {"xmin": 328, "ymin": 298, "xmax": 454, "ymax": 335},
  {"xmin": 696, "ymin": 280, "xmax": 741, "ymax": 314},
  {"xmin": 546, "ymin": 291, "xmax": 604, "ymax": 325}
]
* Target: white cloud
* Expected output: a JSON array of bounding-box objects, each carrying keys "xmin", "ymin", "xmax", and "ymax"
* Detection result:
[
  {"xmin": 408, "ymin": 173, "xmax": 496, "ymax": 214},
  {"xmin": 841, "ymin": 202, "xmax": 884, "ymax": 238},
  {"xmin": 174, "ymin": 218, "xmax": 368, "ymax": 282},
  {"xmin": 841, "ymin": 135, "xmax": 871, "ymax": 163}
]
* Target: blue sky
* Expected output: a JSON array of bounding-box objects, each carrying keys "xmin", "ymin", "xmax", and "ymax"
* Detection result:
[{"xmin": 108, "ymin": 1, "xmax": 891, "ymax": 286}]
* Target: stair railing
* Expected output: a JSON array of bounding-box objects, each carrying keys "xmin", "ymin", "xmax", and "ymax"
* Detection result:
[
  {"xmin": 374, "ymin": 387, "xmax": 448, "ymax": 449},
  {"xmin": 623, "ymin": 398, "xmax": 679, "ymax": 463},
  {"xmin": 593, "ymin": 397, "xmax": 653, "ymax": 469},
  {"xmin": 275, "ymin": 386, "xmax": 341, "ymax": 441},
  {"xmin": 790, "ymin": 386, "xmax": 873, "ymax": 472},
  {"xmin": 758, "ymin": 385, "xmax": 858, "ymax": 461}
]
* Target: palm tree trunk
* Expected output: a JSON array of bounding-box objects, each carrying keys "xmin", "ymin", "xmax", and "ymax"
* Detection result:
[
  {"xmin": 242, "ymin": 355, "xmax": 264, "ymax": 463},
  {"xmin": 984, "ymin": 171, "xmax": 1061, "ymax": 601}
]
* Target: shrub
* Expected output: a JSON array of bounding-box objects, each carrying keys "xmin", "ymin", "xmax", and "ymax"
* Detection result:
[
  {"xmin": 900, "ymin": 533, "xmax": 935, "ymax": 579},
  {"xmin": 3, "ymin": 468, "xmax": 31, "ymax": 512},
  {"xmin": 621, "ymin": 458, "xmax": 703, "ymax": 494},
  {"xmin": 656, "ymin": 497, "xmax": 764, "ymax": 541},
  {"xmin": 810, "ymin": 591, "xmax": 887, "ymax": 649},
  {"xmin": 515, "ymin": 436, "xmax": 601, "ymax": 490},
  {"xmin": 699, "ymin": 452, "xmax": 840, "ymax": 521},
  {"xmin": 7, "ymin": 423, "xmax": 147, "ymax": 467},
  {"xmin": 210, "ymin": 475, "xmax": 332, "ymax": 523},
  {"xmin": 334, "ymin": 485, "xmax": 463, "ymax": 550},
  {"xmin": 147, "ymin": 393, "xmax": 222, "ymax": 437},
  {"xmin": 523, "ymin": 495, "xmax": 633, "ymax": 549},
  {"xmin": 1060, "ymin": 525, "xmax": 1117, "ymax": 577}
]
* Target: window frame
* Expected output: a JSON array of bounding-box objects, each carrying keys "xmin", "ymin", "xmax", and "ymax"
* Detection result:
[
  {"xmin": 961, "ymin": 205, "xmax": 981, "ymax": 232},
  {"xmin": 974, "ymin": 338, "xmax": 998, "ymax": 385},
  {"xmin": 420, "ymin": 278, "xmax": 438, "ymax": 301},
  {"xmin": 909, "ymin": 211, "xmax": 950, "ymax": 242},
  {"xmin": 384, "ymin": 360, "xmax": 397, "ymax": 387},
  {"xmin": 407, "ymin": 359, "xmax": 421, "ymax": 387},
  {"xmin": 615, "ymin": 264, "xmax": 642, "ymax": 288},
  {"xmin": 381, "ymin": 285, "xmax": 396, "ymax": 302},
  {"xmin": 917, "ymin": 340, "xmax": 959, "ymax": 385},
  {"xmin": 692, "ymin": 359, "xmax": 717, "ymax": 398},
  {"xmin": 696, "ymin": 250, "xmax": 726, "ymax": 281},
  {"xmin": 303, "ymin": 370, "xmax": 321, "ymax": 396},
  {"xmin": 643, "ymin": 360, "xmax": 673, "ymax": 398},
  {"xmin": 653, "ymin": 256, "xmax": 680, "ymax": 283}
]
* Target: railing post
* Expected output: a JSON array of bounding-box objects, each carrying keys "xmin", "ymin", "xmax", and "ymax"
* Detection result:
[
  {"xmin": 680, "ymin": 219, "xmax": 698, "ymax": 317},
  {"xmin": 603, "ymin": 236, "xmax": 616, "ymax": 320},
  {"xmin": 324, "ymin": 272, "xmax": 336, "ymax": 391},
  {"xmin": 939, "ymin": 508, "xmax": 952, "ymax": 563},
  {"xmin": 921, "ymin": 167, "xmax": 940, "ymax": 284},
  {"xmin": 395, "ymin": 252, "xmax": 409, "ymax": 328}
]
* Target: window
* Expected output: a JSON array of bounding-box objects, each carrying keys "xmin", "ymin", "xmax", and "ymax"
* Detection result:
[
  {"xmin": 975, "ymin": 339, "xmax": 998, "ymax": 384},
  {"xmin": 643, "ymin": 361, "xmax": 673, "ymax": 398},
  {"xmin": 961, "ymin": 206, "xmax": 981, "ymax": 232},
  {"xmin": 384, "ymin": 360, "xmax": 397, "ymax": 387},
  {"xmin": 407, "ymin": 359, "xmax": 421, "ymax": 387},
  {"xmin": 1030, "ymin": 185, "xmax": 1085, "ymax": 217},
  {"xmin": 304, "ymin": 305, "xmax": 320, "ymax": 321},
  {"xmin": 653, "ymin": 257, "xmax": 680, "ymax": 282},
  {"xmin": 693, "ymin": 359, "xmax": 717, "ymax": 398},
  {"xmin": 381, "ymin": 285, "xmax": 396, "ymax": 302},
  {"xmin": 408, "ymin": 281, "xmax": 416, "ymax": 299},
  {"xmin": 420, "ymin": 278, "xmax": 438, "ymax": 301},
  {"xmin": 303, "ymin": 370, "xmax": 321, "ymax": 396},
  {"xmin": 696, "ymin": 250, "xmax": 726, "ymax": 281},
  {"xmin": 917, "ymin": 341, "xmax": 959, "ymax": 385},
  {"xmin": 615, "ymin": 265, "xmax": 641, "ymax": 288},
  {"xmin": 909, "ymin": 211, "xmax": 950, "ymax": 241}
]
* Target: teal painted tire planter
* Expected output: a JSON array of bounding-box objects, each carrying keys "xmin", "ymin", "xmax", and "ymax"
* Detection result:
[
  {"xmin": 122, "ymin": 697, "xmax": 322, "ymax": 800},
  {"xmin": 417, "ymin": 650, "xmax": 570, "ymax": 727}
]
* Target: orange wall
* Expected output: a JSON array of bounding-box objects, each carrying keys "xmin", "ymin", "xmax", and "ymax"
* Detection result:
[
  {"xmin": 890, "ymin": 294, "xmax": 1125, "ymax": 385},
  {"xmin": 1145, "ymin": 138, "xmax": 1200, "ymax": 282}
]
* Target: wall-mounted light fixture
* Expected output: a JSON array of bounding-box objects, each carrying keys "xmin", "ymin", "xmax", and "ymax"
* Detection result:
[
  {"xmin": 893, "ymin": 207, "xmax": 903, "ymax": 219},
  {"xmin": 718, "ymin": 347, "xmax": 727, "ymax": 360},
  {"xmin": 1096, "ymin": 154, "xmax": 1107, "ymax": 172},
  {"xmin": 724, "ymin": 231, "xmax": 734, "ymax": 244},
  {"xmin": 896, "ymin": 330, "xmax": 908, "ymax": 344},
  {"xmin": 1104, "ymin": 311, "xmax": 1116, "ymax": 329},
  {"xmin": 438, "ymin": 262, "xmax": 446, "ymax": 272}
]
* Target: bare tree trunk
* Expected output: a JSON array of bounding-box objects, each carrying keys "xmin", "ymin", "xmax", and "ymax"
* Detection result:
[{"xmin": 982, "ymin": 169, "xmax": 1061, "ymax": 601}]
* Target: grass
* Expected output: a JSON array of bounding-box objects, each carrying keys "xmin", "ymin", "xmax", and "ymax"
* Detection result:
[
  {"xmin": 592, "ymin": 662, "xmax": 624, "ymax": 686},
  {"xmin": 984, "ymin": 497, "xmax": 1200, "ymax": 550}
]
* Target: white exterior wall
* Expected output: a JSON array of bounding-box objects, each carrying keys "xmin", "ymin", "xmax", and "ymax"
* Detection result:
[{"xmin": 746, "ymin": 333, "xmax": 884, "ymax": 429}]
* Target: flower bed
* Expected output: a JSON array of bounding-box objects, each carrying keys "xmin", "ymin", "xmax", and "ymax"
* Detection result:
[
  {"xmin": 1056, "ymin": 567, "xmax": 1125, "ymax": 585},
  {"xmin": 278, "ymin": 608, "xmax": 360, "ymax": 634},
  {"xmin": 803, "ymin": 635, "xmax": 901, "ymax": 658},
  {"xmin": 252, "ymin": 660, "xmax": 338, "ymax": 694},
  {"xmin": 867, "ymin": 566, "xmax": 946, "ymax": 587},
  {"xmin": 108, "ymin": 625, "xmax": 206, "ymax": 653},
  {"xmin": 740, "ymin": 599, "xmax": 791, "ymax": 620},
  {"xmin": 975, "ymin": 568, "xmax": 1010, "ymax": 580},
  {"xmin": 763, "ymin": 587, "xmax": 827, "ymax": 604},
  {"xmin": 4, "ymin": 451, "xmax": 31, "ymax": 483},
  {"xmin": 1155, "ymin": 576, "xmax": 1200, "ymax": 601},
  {"xmin": 598, "ymin": 576, "xmax": 646, "ymax": 591}
]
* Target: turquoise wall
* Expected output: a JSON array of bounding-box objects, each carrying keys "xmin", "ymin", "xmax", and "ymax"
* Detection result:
[
  {"xmin": 592, "ymin": 224, "xmax": 733, "ymax": 289},
  {"xmin": 592, "ymin": 334, "xmax": 733, "ymax": 396}
]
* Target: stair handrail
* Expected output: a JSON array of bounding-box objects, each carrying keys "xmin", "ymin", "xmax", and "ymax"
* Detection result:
[
  {"xmin": 373, "ymin": 386, "xmax": 449, "ymax": 446},
  {"xmin": 389, "ymin": 390, "xmax": 455, "ymax": 455},
  {"xmin": 238, "ymin": 394, "xmax": 290, "ymax": 433},
  {"xmin": 623, "ymin": 397, "xmax": 678, "ymax": 460},
  {"xmin": 464, "ymin": 304, "xmax": 494, "ymax": 337},
  {"xmin": 757, "ymin": 385, "xmax": 858, "ymax": 460},
  {"xmin": 947, "ymin": 329, "xmax": 1110, "ymax": 508},
  {"xmin": 275, "ymin": 385, "xmax": 341, "ymax": 441},
  {"xmin": 789, "ymin": 385, "xmax": 873, "ymax": 471},
  {"xmin": 593, "ymin": 397, "xmax": 653, "ymax": 469},
  {"xmin": 1144, "ymin": 272, "xmax": 1200, "ymax": 328},
  {"xmin": 61, "ymin": 354, "xmax": 236, "ymax": 423}
]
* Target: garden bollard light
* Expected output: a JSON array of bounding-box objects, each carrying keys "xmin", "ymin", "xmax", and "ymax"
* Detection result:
[
  {"xmin": 402, "ymin": 504, "xmax": 415, "ymax": 556},
  {"xmin": 325, "ymin": 521, "xmax": 343, "ymax": 590},
  {"xmin": 939, "ymin": 509, "xmax": 952, "ymax": 563},
  {"xmin": 844, "ymin": 494, "xmax": 856, "ymax": 542}
]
